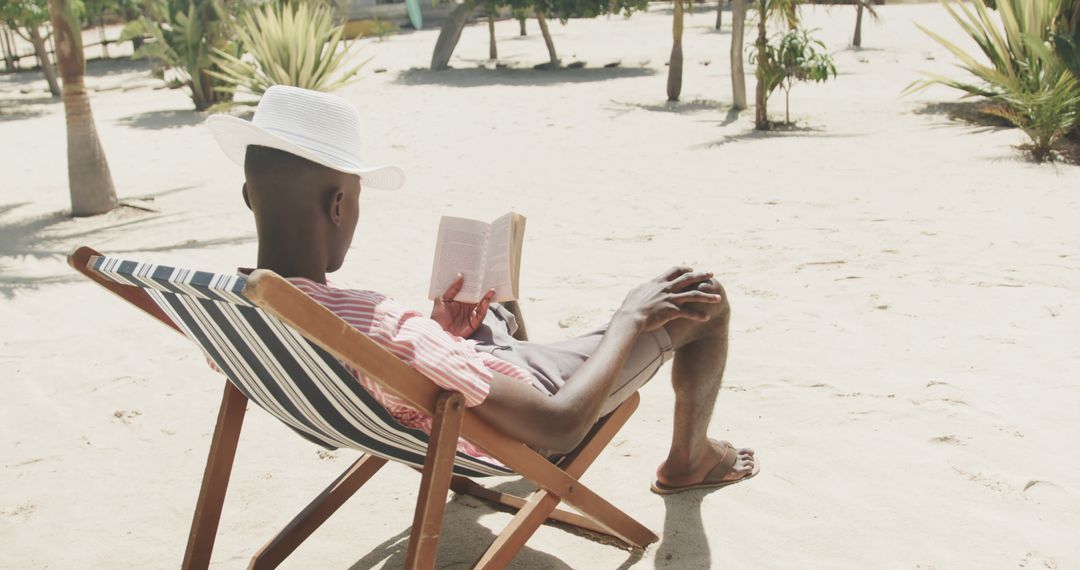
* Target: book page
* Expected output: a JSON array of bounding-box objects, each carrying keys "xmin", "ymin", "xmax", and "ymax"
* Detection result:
[
  {"xmin": 428, "ymin": 216, "xmax": 489, "ymax": 303},
  {"xmin": 484, "ymin": 213, "xmax": 515, "ymax": 302}
]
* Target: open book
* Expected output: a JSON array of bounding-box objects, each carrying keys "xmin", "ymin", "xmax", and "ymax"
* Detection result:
[{"xmin": 427, "ymin": 212, "xmax": 526, "ymax": 304}]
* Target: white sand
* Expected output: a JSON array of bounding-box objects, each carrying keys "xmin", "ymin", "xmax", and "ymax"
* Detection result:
[{"xmin": 2, "ymin": 4, "xmax": 1079, "ymax": 568}]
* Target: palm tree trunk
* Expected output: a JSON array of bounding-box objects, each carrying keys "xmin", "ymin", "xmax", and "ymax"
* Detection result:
[
  {"xmin": 535, "ymin": 11, "xmax": 558, "ymax": 68},
  {"xmin": 667, "ymin": 0, "xmax": 684, "ymax": 102},
  {"xmin": 431, "ymin": 0, "xmax": 475, "ymax": 70},
  {"xmin": 98, "ymin": 17, "xmax": 109, "ymax": 59},
  {"xmin": 47, "ymin": 0, "xmax": 118, "ymax": 217},
  {"xmin": 518, "ymin": 16, "xmax": 526, "ymax": 36},
  {"xmin": 27, "ymin": 26, "xmax": 61, "ymax": 97},
  {"xmin": 488, "ymin": 14, "xmax": 497, "ymax": 59},
  {"xmin": 715, "ymin": 0, "xmax": 723, "ymax": 30},
  {"xmin": 853, "ymin": 3, "xmax": 864, "ymax": 48},
  {"xmin": 730, "ymin": 0, "xmax": 747, "ymax": 109},
  {"xmin": 753, "ymin": 0, "xmax": 768, "ymax": 130}
]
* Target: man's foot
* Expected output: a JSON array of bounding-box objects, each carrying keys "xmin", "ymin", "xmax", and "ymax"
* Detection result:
[{"xmin": 651, "ymin": 439, "xmax": 758, "ymax": 495}]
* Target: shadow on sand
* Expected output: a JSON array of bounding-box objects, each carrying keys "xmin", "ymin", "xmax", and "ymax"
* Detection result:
[
  {"xmin": 911, "ymin": 100, "xmax": 1013, "ymax": 133},
  {"xmin": 395, "ymin": 65, "xmax": 656, "ymax": 88},
  {"xmin": 0, "ymin": 95, "xmax": 56, "ymax": 122},
  {"xmin": 347, "ymin": 478, "xmax": 643, "ymax": 569},
  {"xmin": 116, "ymin": 109, "xmax": 206, "ymax": 130},
  {"xmin": 655, "ymin": 492, "xmax": 710, "ymax": 568},
  {"xmin": 696, "ymin": 123, "xmax": 863, "ymax": 148}
]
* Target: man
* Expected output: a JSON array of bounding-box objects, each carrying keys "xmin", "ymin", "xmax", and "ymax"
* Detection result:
[{"xmin": 207, "ymin": 86, "xmax": 756, "ymax": 494}]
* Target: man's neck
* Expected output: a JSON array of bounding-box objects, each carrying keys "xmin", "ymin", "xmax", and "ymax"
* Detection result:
[{"xmin": 256, "ymin": 244, "xmax": 327, "ymax": 284}]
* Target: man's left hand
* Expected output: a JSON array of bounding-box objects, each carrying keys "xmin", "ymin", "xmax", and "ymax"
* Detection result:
[{"xmin": 431, "ymin": 274, "xmax": 495, "ymax": 338}]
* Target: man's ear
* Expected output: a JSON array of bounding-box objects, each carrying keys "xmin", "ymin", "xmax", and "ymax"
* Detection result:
[
  {"xmin": 328, "ymin": 187, "xmax": 345, "ymax": 226},
  {"xmin": 241, "ymin": 183, "xmax": 251, "ymax": 211}
]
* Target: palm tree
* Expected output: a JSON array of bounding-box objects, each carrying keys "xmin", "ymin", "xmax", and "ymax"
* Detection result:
[
  {"xmin": 667, "ymin": 0, "xmax": 685, "ymax": 101},
  {"xmin": 731, "ymin": 0, "xmax": 747, "ymax": 108},
  {"xmin": 535, "ymin": 10, "xmax": 559, "ymax": 68},
  {"xmin": 47, "ymin": 0, "xmax": 117, "ymax": 216}
]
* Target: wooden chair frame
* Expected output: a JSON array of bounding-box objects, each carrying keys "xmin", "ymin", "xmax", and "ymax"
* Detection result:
[{"xmin": 68, "ymin": 246, "xmax": 658, "ymax": 569}]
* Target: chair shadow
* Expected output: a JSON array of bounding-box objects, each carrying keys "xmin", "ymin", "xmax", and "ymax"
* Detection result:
[
  {"xmin": 394, "ymin": 65, "xmax": 656, "ymax": 88},
  {"xmin": 655, "ymin": 492, "xmax": 710, "ymax": 569},
  {"xmin": 347, "ymin": 478, "xmax": 642, "ymax": 569},
  {"xmin": 116, "ymin": 109, "xmax": 205, "ymax": 130}
]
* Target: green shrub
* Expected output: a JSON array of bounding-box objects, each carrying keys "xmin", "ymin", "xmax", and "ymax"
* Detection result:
[
  {"xmin": 121, "ymin": 0, "xmax": 235, "ymax": 110},
  {"xmin": 751, "ymin": 28, "xmax": 836, "ymax": 125},
  {"xmin": 911, "ymin": 0, "xmax": 1080, "ymax": 160},
  {"xmin": 208, "ymin": 1, "xmax": 366, "ymax": 100}
]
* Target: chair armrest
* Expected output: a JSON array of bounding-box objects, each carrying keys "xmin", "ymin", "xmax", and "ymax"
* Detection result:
[{"xmin": 500, "ymin": 300, "xmax": 529, "ymax": 342}]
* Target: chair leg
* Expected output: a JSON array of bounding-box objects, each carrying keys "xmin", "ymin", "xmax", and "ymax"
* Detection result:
[
  {"xmin": 248, "ymin": 454, "xmax": 389, "ymax": 570},
  {"xmin": 474, "ymin": 393, "xmax": 655, "ymax": 568},
  {"xmin": 449, "ymin": 477, "xmax": 614, "ymax": 537},
  {"xmin": 404, "ymin": 392, "xmax": 466, "ymax": 570},
  {"xmin": 182, "ymin": 381, "xmax": 248, "ymax": 570}
]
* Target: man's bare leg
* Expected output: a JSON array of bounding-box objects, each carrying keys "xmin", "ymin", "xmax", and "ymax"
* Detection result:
[{"xmin": 656, "ymin": 278, "xmax": 755, "ymax": 488}]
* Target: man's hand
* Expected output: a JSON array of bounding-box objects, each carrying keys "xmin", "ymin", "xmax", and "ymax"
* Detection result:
[
  {"xmin": 431, "ymin": 274, "xmax": 495, "ymax": 339},
  {"xmin": 614, "ymin": 266, "xmax": 724, "ymax": 332}
]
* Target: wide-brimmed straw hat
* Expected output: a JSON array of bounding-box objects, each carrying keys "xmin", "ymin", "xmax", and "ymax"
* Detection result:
[{"xmin": 206, "ymin": 85, "xmax": 405, "ymax": 190}]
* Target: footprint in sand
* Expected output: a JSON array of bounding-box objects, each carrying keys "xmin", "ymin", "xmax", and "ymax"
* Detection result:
[
  {"xmin": 1022, "ymin": 480, "xmax": 1067, "ymax": 504},
  {"xmin": 1019, "ymin": 550, "xmax": 1058, "ymax": 569}
]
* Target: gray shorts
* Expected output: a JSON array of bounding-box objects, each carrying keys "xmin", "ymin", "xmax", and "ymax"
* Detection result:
[{"xmin": 471, "ymin": 304, "xmax": 674, "ymax": 417}]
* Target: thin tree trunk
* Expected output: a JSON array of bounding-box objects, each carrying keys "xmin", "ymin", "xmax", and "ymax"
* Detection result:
[
  {"xmin": 518, "ymin": 16, "xmax": 526, "ymax": 36},
  {"xmin": 488, "ymin": 14, "xmax": 497, "ymax": 59},
  {"xmin": 715, "ymin": 0, "xmax": 723, "ymax": 30},
  {"xmin": 667, "ymin": 0, "xmax": 684, "ymax": 102},
  {"xmin": 28, "ymin": 26, "xmax": 61, "ymax": 96},
  {"xmin": 47, "ymin": 0, "xmax": 118, "ymax": 216},
  {"xmin": 1, "ymin": 26, "xmax": 17, "ymax": 71},
  {"xmin": 99, "ymin": 17, "xmax": 109, "ymax": 59},
  {"xmin": 535, "ymin": 11, "xmax": 558, "ymax": 68},
  {"xmin": 730, "ymin": 0, "xmax": 747, "ymax": 109},
  {"xmin": 785, "ymin": 86, "xmax": 790, "ymax": 123},
  {"xmin": 853, "ymin": 3, "xmax": 863, "ymax": 48},
  {"xmin": 431, "ymin": 0, "xmax": 475, "ymax": 70},
  {"xmin": 754, "ymin": 0, "xmax": 768, "ymax": 130}
]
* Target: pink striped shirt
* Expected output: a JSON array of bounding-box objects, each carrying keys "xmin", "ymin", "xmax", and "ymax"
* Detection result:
[{"xmin": 285, "ymin": 277, "xmax": 534, "ymax": 462}]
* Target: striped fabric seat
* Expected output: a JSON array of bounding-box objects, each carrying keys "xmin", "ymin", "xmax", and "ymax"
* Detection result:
[{"xmin": 89, "ymin": 255, "xmax": 512, "ymax": 478}]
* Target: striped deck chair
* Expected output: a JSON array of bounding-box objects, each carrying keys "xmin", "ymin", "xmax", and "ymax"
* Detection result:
[{"xmin": 68, "ymin": 246, "xmax": 657, "ymax": 570}]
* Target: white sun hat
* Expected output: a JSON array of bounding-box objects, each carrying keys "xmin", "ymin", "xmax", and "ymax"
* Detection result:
[{"xmin": 206, "ymin": 85, "xmax": 405, "ymax": 190}]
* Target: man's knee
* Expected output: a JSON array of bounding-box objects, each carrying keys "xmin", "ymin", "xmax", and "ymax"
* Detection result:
[{"xmin": 695, "ymin": 278, "xmax": 731, "ymax": 323}]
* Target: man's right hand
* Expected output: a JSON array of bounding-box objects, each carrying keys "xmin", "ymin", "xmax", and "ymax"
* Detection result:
[{"xmin": 614, "ymin": 266, "xmax": 724, "ymax": 332}]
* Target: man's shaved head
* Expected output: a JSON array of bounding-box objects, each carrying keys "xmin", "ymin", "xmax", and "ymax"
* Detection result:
[{"xmin": 242, "ymin": 145, "xmax": 362, "ymax": 280}]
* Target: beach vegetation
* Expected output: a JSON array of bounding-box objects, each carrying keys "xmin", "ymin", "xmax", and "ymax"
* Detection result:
[
  {"xmin": 911, "ymin": 0, "xmax": 1080, "ymax": 161},
  {"xmin": 751, "ymin": 27, "xmax": 836, "ymax": 125},
  {"xmin": 0, "ymin": 0, "xmax": 61, "ymax": 95},
  {"xmin": 46, "ymin": 0, "xmax": 118, "ymax": 215},
  {"xmin": 207, "ymin": 1, "xmax": 365, "ymax": 101},
  {"xmin": 120, "ymin": 0, "xmax": 236, "ymax": 111}
]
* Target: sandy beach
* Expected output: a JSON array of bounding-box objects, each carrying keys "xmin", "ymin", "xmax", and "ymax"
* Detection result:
[{"xmin": 2, "ymin": 3, "xmax": 1079, "ymax": 568}]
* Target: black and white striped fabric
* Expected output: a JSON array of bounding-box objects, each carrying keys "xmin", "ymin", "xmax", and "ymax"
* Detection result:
[{"xmin": 90, "ymin": 256, "xmax": 512, "ymax": 478}]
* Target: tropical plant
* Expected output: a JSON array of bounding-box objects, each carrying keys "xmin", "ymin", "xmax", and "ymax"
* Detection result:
[
  {"xmin": 911, "ymin": 0, "xmax": 1080, "ymax": 160},
  {"xmin": 751, "ymin": 28, "xmax": 835, "ymax": 124},
  {"xmin": 121, "ymin": 0, "xmax": 235, "ymax": 110},
  {"xmin": 751, "ymin": 0, "xmax": 800, "ymax": 129},
  {"xmin": 208, "ymin": 1, "xmax": 364, "ymax": 100},
  {"xmin": 46, "ymin": 0, "xmax": 118, "ymax": 216},
  {"xmin": 1, "ymin": 0, "xmax": 61, "ymax": 95}
]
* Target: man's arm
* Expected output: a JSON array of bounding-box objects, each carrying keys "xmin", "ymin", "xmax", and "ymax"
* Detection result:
[{"xmin": 471, "ymin": 267, "xmax": 722, "ymax": 453}]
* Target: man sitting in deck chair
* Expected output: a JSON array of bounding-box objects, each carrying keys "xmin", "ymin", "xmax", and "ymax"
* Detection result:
[{"xmin": 206, "ymin": 86, "xmax": 757, "ymax": 494}]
